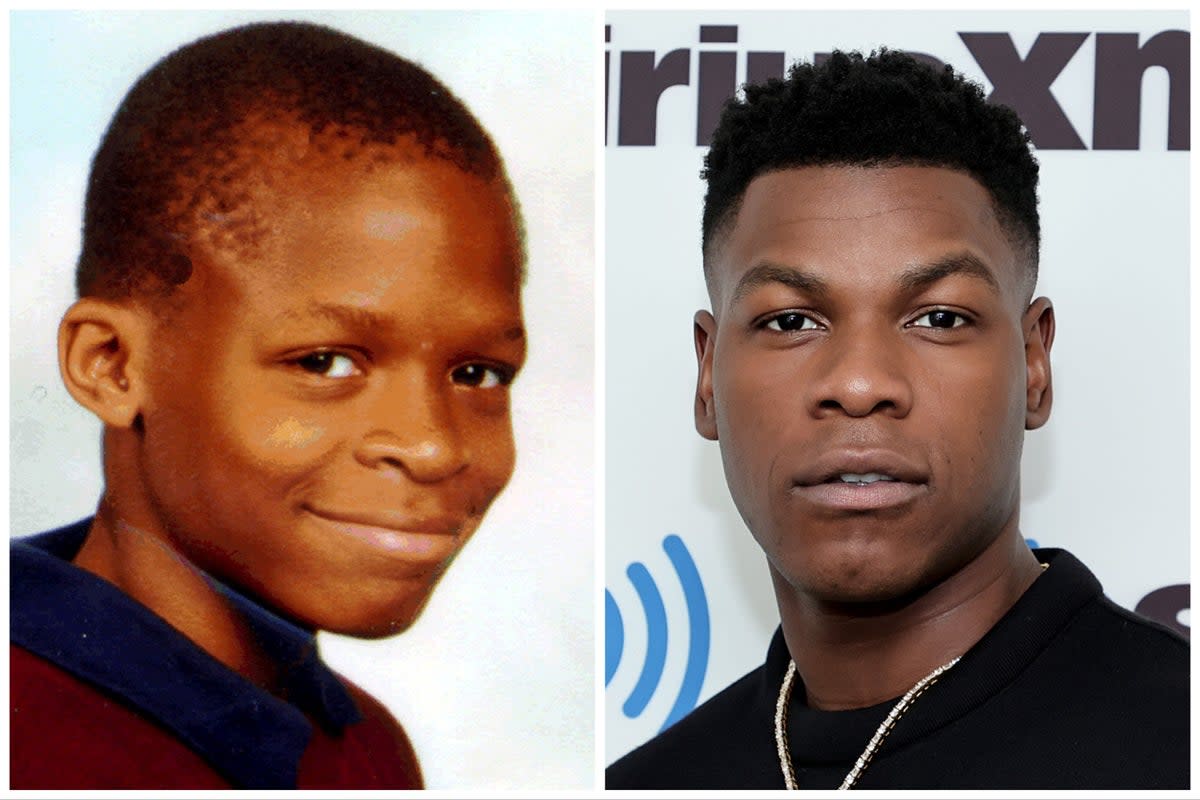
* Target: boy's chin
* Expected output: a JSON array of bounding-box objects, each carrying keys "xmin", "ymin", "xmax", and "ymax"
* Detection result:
[
  {"xmin": 329, "ymin": 609, "xmax": 424, "ymax": 639},
  {"xmin": 305, "ymin": 588, "xmax": 437, "ymax": 639},
  {"xmin": 233, "ymin": 564, "xmax": 450, "ymax": 639}
]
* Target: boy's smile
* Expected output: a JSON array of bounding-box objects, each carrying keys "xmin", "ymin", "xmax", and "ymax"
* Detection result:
[
  {"xmin": 125, "ymin": 149, "xmax": 524, "ymax": 637},
  {"xmin": 694, "ymin": 165, "xmax": 1053, "ymax": 607}
]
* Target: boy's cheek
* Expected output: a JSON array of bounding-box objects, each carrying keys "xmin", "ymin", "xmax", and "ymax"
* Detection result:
[
  {"xmin": 263, "ymin": 414, "xmax": 328, "ymax": 451},
  {"xmin": 226, "ymin": 402, "xmax": 339, "ymax": 466},
  {"xmin": 468, "ymin": 417, "xmax": 518, "ymax": 483}
]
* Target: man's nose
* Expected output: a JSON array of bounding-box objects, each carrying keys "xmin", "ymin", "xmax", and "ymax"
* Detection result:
[
  {"xmin": 353, "ymin": 368, "xmax": 468, "ymax": 483},
  {"xmin": 806, "ymin": 325, "xmax": 914, "ymax": 419}
]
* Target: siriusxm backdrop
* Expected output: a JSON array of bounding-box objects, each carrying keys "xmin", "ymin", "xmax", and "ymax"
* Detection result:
[
  {"xmin": 9, "ymin": 11, "xmax": 593, "ymax": 789},
  {"xmin": 605, "ymin": 11, "xmax": 1189, "ymax": 762}
]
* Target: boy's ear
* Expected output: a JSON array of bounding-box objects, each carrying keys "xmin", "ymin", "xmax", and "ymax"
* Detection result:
[{"xmin": 58, "ymin": 298, "xmax": 152, "ymax": 428}]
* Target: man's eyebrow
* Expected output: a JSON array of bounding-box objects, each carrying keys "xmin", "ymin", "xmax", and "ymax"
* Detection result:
[
  {"xmin": 730, "ymin": 262, "xmax": 829, "ymax": 306},
  {"xmin": 899, "ymin": 252, "xmax": 1000, "ymax": 294}
]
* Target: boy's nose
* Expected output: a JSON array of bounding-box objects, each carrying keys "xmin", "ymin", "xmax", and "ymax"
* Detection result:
[{"xmin": 354, "ymin": 373, "xmax": 468, "ymax": 483}]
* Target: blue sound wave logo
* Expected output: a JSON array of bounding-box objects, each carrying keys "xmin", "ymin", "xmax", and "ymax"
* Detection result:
[{"xmin": 606, "ymin": 534, "xmax": 710, "ymax": 732}]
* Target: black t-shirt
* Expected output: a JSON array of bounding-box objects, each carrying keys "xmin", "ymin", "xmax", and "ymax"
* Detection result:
[{"xmin": 606, "ymin": 549, "xmax": 1189, "ymax": 789}]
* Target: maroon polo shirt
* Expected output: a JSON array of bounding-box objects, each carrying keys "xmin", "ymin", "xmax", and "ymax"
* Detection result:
[{"xmin": 11, "ymin": 519, "xmax": 424, "ymax": 789}]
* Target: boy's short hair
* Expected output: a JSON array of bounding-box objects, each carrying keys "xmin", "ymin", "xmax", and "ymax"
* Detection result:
[
  {"xmin": 78, "ymin": 20, "xmax": 507, "ymax": 300},
  {"xmin": 701, "ymin": 48, "xmax": 1040, "ymax": 284}
]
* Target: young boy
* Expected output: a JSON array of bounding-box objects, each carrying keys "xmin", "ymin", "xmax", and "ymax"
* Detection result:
[{"xmin": 11, "ymin": 21, "xmax": 525, "ymax": 789}]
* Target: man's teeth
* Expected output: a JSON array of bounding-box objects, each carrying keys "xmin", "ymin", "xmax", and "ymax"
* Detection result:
[{"xmin": 839, "ymin": 473, "xmax": 895, "ymax": 484}]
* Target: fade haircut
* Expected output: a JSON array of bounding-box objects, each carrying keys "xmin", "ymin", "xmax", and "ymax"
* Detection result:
[
  {"xmin": 702, "ymin": 48, "xmax": 1040, "ymax": 289},
  {"xmin": 77, "ymin": 21, "xmax": 513, "ymax": 300}
]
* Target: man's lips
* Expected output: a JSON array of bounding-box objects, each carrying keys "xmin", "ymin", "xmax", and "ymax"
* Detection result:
[
  {"xmin": 790, "ymin": 451, "xmax": 928, "ymax": 512},
  {"xmin": 793, "ymin": 450, "xmax": 928, "ymax": 487},
  {"xmin": 791, "ymin": 480, "xmax": 926, "ymax": 511},
  {"xmin": 302, "ymin": 506, "xmax": 463, "ymax": 562}
]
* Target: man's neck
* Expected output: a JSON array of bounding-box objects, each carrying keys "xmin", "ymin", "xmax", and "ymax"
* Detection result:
[{"xmin": 774, "ymin": 531, "xmax": 1043, "ymax": 711}]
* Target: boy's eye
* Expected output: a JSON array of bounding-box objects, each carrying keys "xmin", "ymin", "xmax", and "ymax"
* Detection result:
[
  {"xmin": 764, "ymin": 312, "xmax": 819, "ymax": 332},
  {"xmin": 911, "ymin": 310, "xmax": 968, "ymax": 329},
  {"xmin": 451, "ymin": 363, "xmax": 512, "ymax": 389},
  {"xmin": 295, "ymin": 351, "xmax": 360, "ymax": 378}
]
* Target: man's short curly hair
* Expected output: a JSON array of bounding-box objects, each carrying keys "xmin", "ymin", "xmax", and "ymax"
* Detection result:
[
  {"xmin": 77, "ymin": 21, "xmax": 509, "ymax": 300},
  {"xmin": 702, "ymin": 48, "xmax": 1040, "ymax": 286}
]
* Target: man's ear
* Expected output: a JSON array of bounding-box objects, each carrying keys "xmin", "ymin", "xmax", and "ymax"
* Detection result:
[
  {"xmin": 694, "ymin": 310, "xmax": 718, "ymax": 441},
  {"xmin": 1023, "ymin": 297, "xmax": 1055, "ymax": 430},
  {"xmin": 58, "ymin": 298, "xmax": 151, "ymax": 429}
]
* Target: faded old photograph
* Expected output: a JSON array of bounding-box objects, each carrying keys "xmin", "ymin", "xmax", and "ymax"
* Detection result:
[{"xmin": 11, "ymin": 10, "xmax": 592, "ymax": 790}]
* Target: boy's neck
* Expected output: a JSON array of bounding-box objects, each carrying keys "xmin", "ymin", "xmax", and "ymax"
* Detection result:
[{"xmin": 74, "ymin": 499, "xmax": 281, "ymax": 693}]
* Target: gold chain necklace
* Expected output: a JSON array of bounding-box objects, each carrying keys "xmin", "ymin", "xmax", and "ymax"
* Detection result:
[
  {"xmin": 774, "ymin": 563, "xmax": 1049, "ymax": 789},
  {"xmin": 774, "ymin": 655, "xmax": 959, "ymax": 790}
]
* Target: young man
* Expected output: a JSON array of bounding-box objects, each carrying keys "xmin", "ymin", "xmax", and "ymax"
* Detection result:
[
  {"xmin": 11, "ymin": 21, "xmax": 526, "ymax": 788},
  {"xmin": 606, "ymin": 49, "xmax": 1188, "ymax": 789}
]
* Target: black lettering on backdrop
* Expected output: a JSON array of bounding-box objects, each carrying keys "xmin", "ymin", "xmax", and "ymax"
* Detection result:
[
  {"xmin": 746, "ymin": 52, "xmax": 786, "ymax": 93},
  {"xmin": 606, "ymin": 24, "xmax": 1190, "ymax": 151},
  {"xmin": 605, "ymin": 25, "xmax": 611, "ymax": 144},
  {"xmin": 697, "ymin": 26, "xmax": 738, "ymax": 148},
  {"xmin": 959, "ymin": 32, "xmax": 1089, "ymax": 150},
  {"xmin": 1136, "ymin": 584, "xmax": 1190, "ymax": 639},
  {"xmin": 611, "ymin": 25, "xmax": 787, "ymax": 146},
  {"xmin": 1093, "ymin": 30, "xmax": 1189, "ymax": 150},
  {"xmin": 814, "ymin": 50, "xmax": 945, "ymax": 72},
  {"xmin": 618, "ymin": 49, "xmax": 689, "ymax": 146}
]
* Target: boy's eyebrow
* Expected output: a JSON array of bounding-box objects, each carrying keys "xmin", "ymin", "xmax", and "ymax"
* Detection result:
[
  {"xmin": 303, "ymin": 302, "xmax": 391, "ymax": 331},
  {"xmin": 279, "ymin": 302, "xmax": 526, "ymax": 340}
]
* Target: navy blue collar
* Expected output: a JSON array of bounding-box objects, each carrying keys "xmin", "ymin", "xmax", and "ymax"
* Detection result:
[{"xmin": 11, "ymin": 518, "xmax": 362, "ymax": 789}]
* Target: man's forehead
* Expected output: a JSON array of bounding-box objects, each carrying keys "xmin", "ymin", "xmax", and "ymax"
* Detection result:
[
  {"xmin": 737, "ymin": 164, "xmax": 999, "ymax": 229},
  {"xmin": 709, "ymin": 164, "xmax": 1025, "ymax": 306}
]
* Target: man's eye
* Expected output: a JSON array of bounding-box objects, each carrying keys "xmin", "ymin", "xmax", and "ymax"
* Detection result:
[
  {"xmin": 764, "ymin": 312, "xmax": 819, "ymax": 332},
  {"xmin": 911, "ymin": 310, "xmax": 967, "ymax": 329},
  {"xmin": 452, "ymin": 363, "xmax": 513, "ymax": 389},
  {"xmin": 295, "ymin": 352, "xmax": 360, "ymax": 378}
]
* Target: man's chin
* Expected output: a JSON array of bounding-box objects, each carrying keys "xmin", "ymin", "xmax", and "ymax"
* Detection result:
[
  {"xmin": 810, "ymin": 581, "xmax": 934, "ymax": 614},
  {"xmin": 769, "ymin": 552, "xmax": 937, "ymax": 612}
]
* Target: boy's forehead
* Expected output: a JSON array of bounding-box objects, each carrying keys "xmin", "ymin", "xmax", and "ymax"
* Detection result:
[
  {"xmin": 179, "ymin": 113, "xmax": 502, "ymax": 234},
  {"xmin": 209, "ymin": 111, "xmax": 444, "ymax": 171},
  {"xmin": 182, "ymin": 130, "xmax": 520, "ymax": 279},
  {"xmin": 169, "ymin": 148, "xmax": 521, "ymax": 312}
]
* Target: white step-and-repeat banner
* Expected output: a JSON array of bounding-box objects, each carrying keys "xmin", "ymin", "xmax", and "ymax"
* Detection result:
[{"xmin": 605, "ymin": 10, "xmax": 1188, "ymax": 763}]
